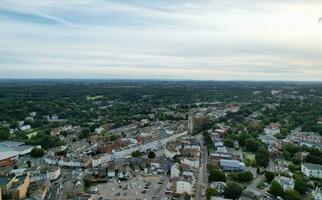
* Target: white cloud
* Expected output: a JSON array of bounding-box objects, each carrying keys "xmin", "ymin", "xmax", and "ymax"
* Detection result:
[{"xmin": 0, "ymin": 0, "xmax": 322, "ymax": 80}]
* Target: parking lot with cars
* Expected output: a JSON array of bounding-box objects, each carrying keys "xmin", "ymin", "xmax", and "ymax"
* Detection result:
[{"xmin": 91, "ymin": 174, "xmax": 165, "ymax": 200}]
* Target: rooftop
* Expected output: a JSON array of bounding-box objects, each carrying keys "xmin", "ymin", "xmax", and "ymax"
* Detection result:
[
  {"xmin": 0, "ymin": 174, "xmax": 15, "ymax": 185},
  {"xmin": 303, "ymin": 163, "xmax": 322, "ymax": 171}
]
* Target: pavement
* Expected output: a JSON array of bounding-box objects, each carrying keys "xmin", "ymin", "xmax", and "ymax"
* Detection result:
[{"xmin": 91, "ymin": 174, "xmax": 164, "ymax": 200}]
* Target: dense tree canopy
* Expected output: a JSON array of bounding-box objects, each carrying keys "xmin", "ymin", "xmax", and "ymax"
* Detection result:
[{"xmin": 224, "ymin": 182, "xmax": 242, "ymax": 200}]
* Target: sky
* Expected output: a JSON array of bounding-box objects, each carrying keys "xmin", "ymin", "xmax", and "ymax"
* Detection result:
[{"xmin": 0, "ymin": 0, "xmax": 322, "ymax": 81}]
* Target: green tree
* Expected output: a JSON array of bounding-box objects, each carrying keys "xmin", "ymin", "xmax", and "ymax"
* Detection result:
[
  {"xmin": 26, "ymin": 160, "xmax": 32, "ymax": 168},
  {"xmin": 269, "ymin": 181, "xmax": 284, "ymax": 198},
  {"xmin": 206, "ymin": 188, "xmax": 218, "ymax": 200},
  {"xmin": 147, "ymin": 151, "xmax": 156, "ymax": 159},
  {"xmin": 230, "ymin": 171, "xmax": 253, "ymax": 182},
  {"xmin": 79, "ymin": 128, "xmax": 90, "ymax": 139},
  {"xmin": 131, "ymin": 150, "xmax": 141, "ymax": 157},
  {"xmin": 265, "ymin": 171, "xmax": 275, "ymax": 183},
  {"xmin": 245, "ymin": 138, "xmax": 259, "ymax": 152},
  {"xmin": 30, "ymin": 147, "xmax": 45, "ymax": 158},
  {"xmin": 224, "ymin": 139, "xmax": 234, "ymax": 148},
  {"xmin": 294, "ymin": 176, "xmax": 308, "ymax": 195},
  {"xmin": 284, "ymin": 190, "xmax": 301, "ymax": 200},
  {"xmin": 255, "ymin": 146, "xmax": 270, "ymax": 167},
  {"xmin": 0, "ymin": 127, "xmax": 10, "ymax": 141},
  {"xmin": 208, "ymin": 167, "xmax": 226, "ymax": 182},
  {"xmin": 110, "ymin": 134, "xmax": 119, "ymax": 141},
  {"xmin": 224, "ymin": 182, "xmax": 242, "ymax": 200}
]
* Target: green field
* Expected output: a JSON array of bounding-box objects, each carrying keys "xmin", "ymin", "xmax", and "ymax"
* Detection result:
[
  {"xmin": 27, "ymin": 131, "xmax": 38, "ymax": 139},
  {"xmin": 244, "ymin": 152, "xmax": 255, "ymax": 161},
  {"xmin": 86, "ymin": 95, "xmax": 104, "ymax": 100}
]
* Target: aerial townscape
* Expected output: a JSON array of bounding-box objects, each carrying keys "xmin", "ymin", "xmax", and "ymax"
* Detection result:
[
  {"xmin": 0, "ymin": 81, "xmax": 321, "ymax": 200},
  {"xmin": 1, "ymin": 0, "xmax": 322, "ymax": 200}
]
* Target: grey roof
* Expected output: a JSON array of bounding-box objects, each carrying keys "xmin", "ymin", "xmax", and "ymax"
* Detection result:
[
  {"xmin": 0, "ymin": 141, "xmax": 24, "ymax": 147},
  {"xmin": 303, "ymin": 163, "xmax": 322, "ymax": 170},
  {"xmin": 0, "ymin": 140, "xmax": 34, "ymax": 160},
  {"xmin": 220, "ymin": 159, "xmax": 240, "ymax": 168},
  {"xmin": 0, "ymin": 175, "xmax": 15, "ymax": 185},
  {"xmin": 0, "ymin": 151, "xmax": 19, "ymax": 161}
]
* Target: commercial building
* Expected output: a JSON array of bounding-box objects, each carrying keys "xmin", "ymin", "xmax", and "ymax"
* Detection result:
[
  {"xmin": 220, "ymin": 159, "xmax": 245, "ymax": 171},
  {"xmin": 0, "ymin": 141, "xmax": 39, "ymax": 168}
]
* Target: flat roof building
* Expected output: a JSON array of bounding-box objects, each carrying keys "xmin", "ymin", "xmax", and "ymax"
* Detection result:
[
  {"xmin": 220, "ymin": 159, "xmax": 245, "ymax": 171},
  {"xmin": 0, "ymin": 141, "xmax": 39, "ymax": 168}
]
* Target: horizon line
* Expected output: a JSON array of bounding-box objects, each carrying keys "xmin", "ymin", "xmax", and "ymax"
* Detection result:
[{"xmin": 0, "ymin": 78, "xmax": 321, "ymax": 83}]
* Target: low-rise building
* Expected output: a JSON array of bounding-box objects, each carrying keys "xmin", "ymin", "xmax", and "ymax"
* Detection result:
[
  {"xmin": 30, "ymin": 167, "xmax": 61, "ymax": 182},
  {"xmin": 264, "ymin": 123, "xmax": 280, "ymax": 136},
  {"xmin": 176, "ymin": 181, "xmax": 192, "ymax": 195},
  {"xmin": 311, "ymin": 187, "xmax": 322, "ymax": 200},
  {"xmin": 0, "ymin": 173, "xmax": 30, "ymax": 200},
  {"xmin": 301, "ymin": 163, "xmax": 322, "ymax": 179},
  {"xmin": 0, "ymin": 141, "xmax": 39, "ymax": 168},
  {"xmin": 274, "ymin": 175, "xmax": 294, "ymax": 190},
  {"xmin": 220, "ymin": 159, "xmax": 245, "ymax": 171}
]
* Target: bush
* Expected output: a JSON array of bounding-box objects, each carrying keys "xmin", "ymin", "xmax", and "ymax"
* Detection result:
[{"xmin": 30, "ymin": 147, "xmax": 45, "ymax": 157}]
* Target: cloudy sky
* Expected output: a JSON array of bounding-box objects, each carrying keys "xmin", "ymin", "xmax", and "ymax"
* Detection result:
[{"xmin": 0, "ymin": 0, "xmax": 322, "ymax": 80}]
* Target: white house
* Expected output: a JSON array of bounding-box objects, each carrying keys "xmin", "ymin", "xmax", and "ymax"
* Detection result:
[
  {"xmin": 165, "ymin": 148, "xmax": 180, "ymax": 159},
  {"xmin": 30, "ymin": 167, "xmax": 61, "ymax": 182},
  {"xmin": 275, "ymin": 175, "xmax": 294, "ymax": 190},
  {"xmin": 182, "ymin": 158, "xmax": 200, "ymax": 168},
  {"xmin": 171, "ymin": 164, "xmax": 180, "ymax": 178},
  {"xmin": 264, "ymin": 123, "xmax": 280, "ymax": 136},
  {"xmin": 20, "ymin": 125, "xmax": 31, "ymax": 131},
  {"xmin": 311, "ymin": 187, "xmax": 322, "ymax": 200},
  {"xmin": 95, "ymin": 127, "xmax": 104, "ymax": 134},
  {"xmin": 301, "ymin": 163, "xmax": 322, "ymax": 179},
  {"xmin": 176, "ymin": 181, "xmax": 192, "ymax": 195}
]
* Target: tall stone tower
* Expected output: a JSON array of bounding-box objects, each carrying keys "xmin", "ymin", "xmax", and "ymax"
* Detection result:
[{"xmin": 188, "ymin": 115, "xmax": 194, "ymax": 134}]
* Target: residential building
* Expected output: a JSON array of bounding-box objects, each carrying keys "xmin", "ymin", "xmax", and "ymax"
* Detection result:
[
  {"xmin": 274, "ymin": 175, "xmax": 294, "ymax": 190},
  {"xmin": 171, "ymin": 164, "xmax": 180, "ymax": 179},
  {"xmin": 176, "ymin": 181, "xmax": 192, "ymax": 195},
  {"xmin": 301, "ymin": 163, "xmax": 322, "ymax": 179},
  {"xmin": 0, "ymin": 173, "xmax": 30, "ymax": 200},
  {"xmin": 264, "ymin": 123, "xmax": 280, "ymax": 136},
  {"xmin": 312, "ymin": 187, "xmax": 322, "ymax": 200},
  {"xmin": 30, "ymin": 167, "xmax": 61, "ymax": 182},
  {"xmin": 210, "ymin": 182, "xmax": 226, "ymax": 194}
]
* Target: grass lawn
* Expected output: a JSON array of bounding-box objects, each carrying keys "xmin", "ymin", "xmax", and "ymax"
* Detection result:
[
  {"xmin": 27, "ymin": 131, "xmax": 38, "ymax": 139},
  {"xmin": 244, "ymin": 152, "xmax": 255, "ymax": 161}
]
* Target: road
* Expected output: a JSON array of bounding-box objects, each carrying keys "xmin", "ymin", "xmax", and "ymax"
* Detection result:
[
  {"xmin": 156, "ymin": 176, "xmax": 170, "ymax": 200},
  {"xmin": 196, "ymin": 137, "xmax": 208, "ymax": 200}
]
